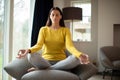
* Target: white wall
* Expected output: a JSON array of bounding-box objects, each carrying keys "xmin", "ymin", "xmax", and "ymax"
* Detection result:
[
  {"xmin": 54, "ymin": 0, "xmax": 64, "ymax": 9},
  {"xmin": 98, "ymin": 0, "xmax": 120, "ymax": 71}
]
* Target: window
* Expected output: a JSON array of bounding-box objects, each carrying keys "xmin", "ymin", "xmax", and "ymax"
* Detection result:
[
  {"xmin": 2, "ymin": 0, "xmax": 34, "ymax": 80},
  {"xmin": 71, "ymin": 0, "xmax": 91, "ymax": 42},
  {"xmin": 13, "ymin": 0, "xmax": 31, "ymax": 59}
]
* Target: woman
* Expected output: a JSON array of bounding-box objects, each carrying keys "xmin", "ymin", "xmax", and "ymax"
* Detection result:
[{"xmin": 17, "ymin": 7, "xmax": 89, "ymax": 71}]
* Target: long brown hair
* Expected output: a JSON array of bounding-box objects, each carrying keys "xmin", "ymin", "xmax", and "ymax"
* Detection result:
[{"xmin": 46, "ymin": 7, "xmax": 65, "ymax": 27}]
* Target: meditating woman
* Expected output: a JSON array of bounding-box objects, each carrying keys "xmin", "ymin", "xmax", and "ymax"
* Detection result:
[{"xmin": 17, "ymin": 7, "xmax": 90, "ymax": 71}]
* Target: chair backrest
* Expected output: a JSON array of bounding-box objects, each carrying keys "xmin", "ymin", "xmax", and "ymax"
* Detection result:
[{"xmin": 101, "ymin": 46, "xmax": 120, "ymax": 61}]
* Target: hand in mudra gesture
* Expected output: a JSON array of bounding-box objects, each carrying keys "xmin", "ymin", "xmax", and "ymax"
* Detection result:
[
  {"xmin": 16, "ymin": 49, "xmax": 30, "ymax": 58},
  {"xmin": 79, "ymin": 54, "xmax": 90, "ymax": 64}
]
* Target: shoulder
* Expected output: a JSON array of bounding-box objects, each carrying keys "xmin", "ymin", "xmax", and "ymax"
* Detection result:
[
  {"xmin": 40, "ymin": 26, "xmax": 48, "ymax": 30},
  {"xmin": 61, "ymin": 27, "xmax": 70, "ymax": 31},
  {"xmin": 60, "ymin": 27, "xmax": 71, "ymax": 36},
  {"xmin": 62, "ymin": 27, "xmax": 70, "ymax": 34},
  {"xmin": 39, "ymin": 26, "xmax": 49, "ymax": 32}
]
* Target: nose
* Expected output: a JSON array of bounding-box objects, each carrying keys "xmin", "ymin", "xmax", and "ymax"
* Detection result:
[
  {"xmin": 53, "ymin": 16, "xmax": 57, "ymax": 20},
  {"xmin": 53, "ymin": 15, "xmax": 57, "ymax": 19}
]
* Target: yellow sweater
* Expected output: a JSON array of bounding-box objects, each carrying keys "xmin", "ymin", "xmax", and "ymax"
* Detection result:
[{"xmin": 29, "ymin": 26, "xmax": 82, "ymax": 61}]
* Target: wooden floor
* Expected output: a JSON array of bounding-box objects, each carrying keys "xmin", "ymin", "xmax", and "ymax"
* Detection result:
[{"xmin": 88, "ymin": 74, "xmax": 120, "ymax": 80}]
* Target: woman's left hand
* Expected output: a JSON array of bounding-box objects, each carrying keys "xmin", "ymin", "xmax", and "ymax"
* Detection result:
[{"xmin": 79, "ymin": 53, "xmax": 90, "ymax": 64}]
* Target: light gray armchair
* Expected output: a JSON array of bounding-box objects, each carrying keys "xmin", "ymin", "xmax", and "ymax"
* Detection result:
[
  {"xmin": 100, "ymin": 46, "xmax": 120, "ymax": 80},
  {"xmin": 4, "ymin": 51, "xmax": 98, "ymax": 80}
]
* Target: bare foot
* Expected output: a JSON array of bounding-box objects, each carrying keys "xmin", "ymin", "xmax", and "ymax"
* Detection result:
[{"xmin": 27, "ymin": 67, "xmax": 38, "ymax": 72}]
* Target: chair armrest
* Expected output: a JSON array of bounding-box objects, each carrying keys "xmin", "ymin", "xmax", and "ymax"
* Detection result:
[
  {"xmin": 100, "ymin": 52, "xmax": 113, "ymax": 68},
  {"xmin": 4, "ymin": 57, "xmax": 33, "ymax": 80},
  {"xmin": 71, "ymin": 63, "xmax": 98, "ymax": 80}
]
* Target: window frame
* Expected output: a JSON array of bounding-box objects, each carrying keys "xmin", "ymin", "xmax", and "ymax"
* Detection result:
[{"xmin": 71, "ymin": 0, "xmax": 91, "ymax": 42}]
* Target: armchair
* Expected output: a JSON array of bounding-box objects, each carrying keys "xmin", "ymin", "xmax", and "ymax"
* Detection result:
[
  {"xmin": 4, "ymin": 51, "xmax": 98, "ymax": 80},
  {"xmin": 100, "ymin": 46, "xmax": 120, "ymax": 80}
]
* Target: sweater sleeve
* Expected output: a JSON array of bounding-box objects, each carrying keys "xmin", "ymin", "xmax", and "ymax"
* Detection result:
[
  {"xmin": 29, "ymin": 27, "xmax": 45, "ymax": 53},
  {"xmin": 65, "ymin": 28, "xmax": 82, "ymax": 58}
]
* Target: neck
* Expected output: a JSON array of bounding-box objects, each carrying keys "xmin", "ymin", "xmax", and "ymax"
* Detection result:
[{"xmin": 51, "ymin": 24, "xmax": 60, "ymax": 29}]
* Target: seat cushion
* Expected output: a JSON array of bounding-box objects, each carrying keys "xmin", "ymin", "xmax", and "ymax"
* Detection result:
[
  {"xmin": 113, "ymin": 60, "xmax": 120, "ymax": 69},
  {"xmin": 4, "ymin": 58, "xmax": 33, "ymax": 80},
  {"xmin": 21, "ymin": 70, "xmax": 79, "ymax": 80}
]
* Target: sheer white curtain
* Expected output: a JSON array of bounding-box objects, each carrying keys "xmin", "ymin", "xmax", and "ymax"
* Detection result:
[
  {"xmin": 3, "ymin": 0, "xmax": 35, "ymax": 80},
  {"xmin": 0, "ymin": 0, "xmax": 4, "ymax": 80},
  {"xmin": 13, "ymin": 0, "xmax": 31, "ymax": 60}
]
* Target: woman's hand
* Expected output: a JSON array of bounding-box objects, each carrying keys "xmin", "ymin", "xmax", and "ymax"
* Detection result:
[
  {"xmin": 79, "ymin": 53, "xmax": 90, "ymax": 64},
  {"xmin": 16, "ymin": 49, "xmax": 30, "ymax": 58}
]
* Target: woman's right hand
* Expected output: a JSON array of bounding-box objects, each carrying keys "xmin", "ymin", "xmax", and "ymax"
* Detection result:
[{"xmin": 16, "ymin": 49, "xmax": 30, "ymax": 58}]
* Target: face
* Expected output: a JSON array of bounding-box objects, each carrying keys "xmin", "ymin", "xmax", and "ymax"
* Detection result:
[{"xmin": 50, "ymin": 10, "xmax": 62, "ymax": 24}]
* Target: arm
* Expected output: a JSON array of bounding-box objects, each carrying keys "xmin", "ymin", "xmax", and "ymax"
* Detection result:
[
  {"xmin": 17, "ymin": 27, "xmax": 45, "ymax": 58},
  {"xmin": 29, "ymin": 27, "xmax": 45, "ymax": 53},
  {"xmin": 65, "ymin": 28, "xmax": 82, "ymax": 58},
  {"xmin": 65, "ymin": 28, "xmax": 89, "ymax": 64}
]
